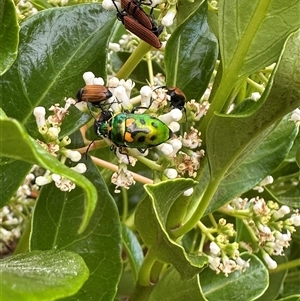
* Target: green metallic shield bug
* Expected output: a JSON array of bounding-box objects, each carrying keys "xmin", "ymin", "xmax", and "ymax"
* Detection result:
[{"xmin": 94, "ymin": 111, "xmax": 173, "ymax": 150}]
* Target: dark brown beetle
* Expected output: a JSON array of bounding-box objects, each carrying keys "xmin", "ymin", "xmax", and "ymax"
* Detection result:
[
  {"xmin": 120, "ymin": 0, "xmax": 153, "ymax": 30},
  {"xmin": 76, "ymin": 85, "xmax": 113, "ymax": 108},
  {"xmin": 117, "ymin": 13, "xmax": 162, "ymax": 49},
  {"xmin": 112, "ymin": 0, "xmax": 163, "ymax": 48}
]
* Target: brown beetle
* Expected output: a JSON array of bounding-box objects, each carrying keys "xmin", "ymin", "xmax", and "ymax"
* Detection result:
[
  {"xmin": 118, "ymin": 13, "xmax": 162, "ymax": 49},
  {"xmin": 76, "ymin": 85, "xmax": 113, "ymax": 108},
  {"xmin": 120, "ymin": 0, "xmax": 153, "ymax": 30},
  {"xmin": 112, "ymin": 0, "xmax": 163, "ymax": 48}
]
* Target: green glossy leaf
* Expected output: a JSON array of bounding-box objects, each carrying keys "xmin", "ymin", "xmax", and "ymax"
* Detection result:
[
  {"xmin": 256, "ymin": 256, "xmax": 287, "ymax": 301},
  {"xmin": 0, "ymin": 0, "xmax": 19, "ymax": 75},
  {"xmin": 164, "ymin": 1, "xmax": 218, "ymax": 101},
  {"xmin": 122, "ymin": 223, "xmax": 144, "ymax": 282},
  {"xmin": 0, "ymin": 158, "xmax": 33, "ymax": 206},
  {"xmin": 276, "ymin": 296, "xmax": 300, "ymax": 301},
  {"xmin": 219, "ymin": 0, "xmax": 300, "ymax": 78},
  {"xmin": 0, "ymin": 117, "xmax": 97, "ymax": 233},
  {"xmin": 30, "ymin": 157, "xmax": 122, "ymax": 301},
  {"xmin": 135, "ymin": 179, "xmax": 207, "ymax": 280},
  {"xmin": 207, "ymin": 29, "xmax": 300, "ymax": 181},
  {"xmin": 150, "ymin": 267, "xmax": 206, "ymax": 301},
  {"xmin": 0, "ymin": 4, "xmax": 115, "ymax": 137},
  {"xmin": 200, "ymin": 254, "xmax": 268, "ymax": 301},
  {"xmin": 205, "ymin": 115, "xmax": 298, "ymax": 214},
  {"xmin": 0, "ymin": 250, "xmax": 89, "ymax": 301},
  {"xmin": 0, "ymin": 3, "xmax": 115, "ymax": 206}
]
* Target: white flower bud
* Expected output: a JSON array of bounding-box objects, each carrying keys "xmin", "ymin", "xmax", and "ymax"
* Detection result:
[
  {"xmin": 168, "ymin": 121, "xmax": 180, "ymax": 133},
  {"xmin": 109, "ymin": 42, "xmax": 121, "ymax": 52},
  {"xmin": 159, "ymin": 109, "xmax": 182, "ymax": 124},
  {"xmin": 47, "ymin": 127, "xmax": 60, "ymax": 140},
  {"xmin": 102, "ymin": 0, "xmax": 119, "ymax": 10},
  {"xmin": 251, "ymin": 92, "xmax": 261, "ymax": 101},
  {"xmin": 93, "ymin": 77, "xmax": 104, "ymax": 85},
  {"xmin": 71, "ymin": 163, "xmax": 87, "ymax": 174},
  {"xmin": 290, "ymin": 211, "xmax": 300, "ymax": 226},
  {"xmin": 150, "ymin": 0, "xmax": 165, "ymax": 6},
  {"xmin": 210, "ymin": 242, "xmax": 221, "ymax": 256},
  {"xmin": 263, "ymin": 253, "xmax": 277, "ymax": 270},
  {"xmin": 162, "ymin": 10, "xmax": 176, "ymax": 27},
  {"xmin": 183, "ymin": 188, "xmax": 194, "ymax": 196},
  {"xmin": 273, "ymin": 205, "xmax": 290, "ymax": 220},
  {"xmin": 164, "ymin": 168, "xmax": 178, "ymax": 179},
  {"xmin": 36, "ymin": 176, "xmax": 52, "ymax": 186},
  {"xmin": 52, "ymin": 173, "xmax": 61, "ymax": 182},
  {"xmin": 108, "ymin": 77, "xmax": 120, "ymax": 88},
  {"xmin": 33, "ymin": 106, "xmax": 46, "ymax": 127},
  {"xmin": 64, "ymin": 149, "xmax": 82, "ymax": 162},
  {"xmin": 290, "ymin": 108, "xmax": 300, "ymax": 124},
  {"xmin": 169, "ymin": 139, "xmax": 182, "ymax": 155},
  {"xmin": 157, "ymin": 143, "xmax": 173, "ymax": 155},
  {"xmin": 260, "ymin": 175, "xmax": 274, "ymax": 186},
  {"xmin": 114, "ymin": 86, "xmax": 132, "ymax": 111},
  {"xmin": 83, "ymin": 72, "xmax": 95, "ymax": 85},
  {"xmin": 140, "ymin": 85, "xmax": 153, "ymax": 107}
]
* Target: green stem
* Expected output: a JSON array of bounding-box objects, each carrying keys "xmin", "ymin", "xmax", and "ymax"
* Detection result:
[
  {"xmin": 146, "ymin": 52, "xmax": 154, "ymax": 86},
  {"xmin": 172, "ymin": 175, "xmax": 223, "ymax": 237},
  {"xmin": 136, "ymin": 155, "xmax": 164, "ymax": 171},
  {"xmin": 116, "ymin": 42, "xmax": 151, "ymax": 79},
  {"xmin": 200, "ymin": 0, "xmax": 273, "ymax": 139},
  {"xmin": 246, "ymin": 77, "xmax": 264, "ymax": 94},
  {"xmin": 270, "ymin": 258, "xmax": 300, "ymax": 274},
  {"xmin": 138, "ymin": 247, "xmax": 157, "ymax": 286},
  {"xmin": 121, "ymin": 188, "xmax": 128, "ymax": 222},
  {"xmin": 13, "ymin": 219, "xmax": 31, "ymax": 254}
]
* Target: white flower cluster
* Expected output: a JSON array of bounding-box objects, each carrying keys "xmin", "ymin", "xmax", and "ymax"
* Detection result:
[
  {"xmin": 226, "ymin": 196, "xmax": 300, "ymax": 270},
  {"xmin": 206, "ymin": 219, "xmax": 250, "ymax": 276},
  {"xmin": 33, "ymin": 99, "xmax": 87, "ymax": 192},
  {"xmin": 80, "ymin": 72, "xmax": 207, "ymax": 193}
]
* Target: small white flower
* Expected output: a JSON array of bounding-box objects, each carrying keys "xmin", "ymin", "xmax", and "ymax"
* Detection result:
[
  {"xmin": 236, "ymin": 257, "xmax": 250, "ymax": 271},
  {"xmin": 140, "ymin": 85, "xmax": 153, "ymax": 108},
  {"xmin": 71, "ymin": 163, "xmax": 87, "ymax": 174},
  {"xmin": 93, "ymin": 77, "xmax": 104, "ymax": 85},
  {"xmin": 108, "ymin": 76, "xmax": 120, "ymax": 88},
  {"xmin": 109, "ymin": 42, "xmax": 121, "ymax": 52},
  {"xmin": 168, "ymin": 121, "xmax": 180, "ymax": 133},
  {"xmin": 290, "ymin": 108, "xmax": 300, "ymax": 125},
  {"xmin": 164, "ymin": 168, "xmax": 178, "ymax": 179},
  {"xmin": 114, "ymin": 86, "xmax": 132, "ymax": 111},
  {"xmin": 64, "ymin": 149, "xmax": 82, "ymax": 162},
  {"xmin": 159, "ymin": 109, "xmax": 182, "ymax": 124},
  {"xmin": 150, "ymin": 0, "xmax": 165, "ymax": 6},
  {"xmin": 183, "ymin": 188, "xmax": 194, "ymax": 196},
  {"xmin": 36, "ymin": 176, "xmax": 52, "ymax": 186},
  {"xmin": 263, "ymin": 253, "xmax": 277, "ymax": 269},
  {"xmin": 162, "ymin": 10, "xmax": 176, "ymax": 27},
  {"xmin": 83, "ymin": 72, "xmax": 95, "ymax": 85},
  {"xmin": 33, "ymin": 106, "xmax": 46, "ymax": 127},
  {"xmin": 290, "ymin": 210, "xmax": 300, "ymax": 226},
  {"xmin": 47, "ymin": 127, "xmax": 60, "ymax": 140},
  {"xmin": 111, "ymin": 165, "xmax": 136, "ymax": 193},
  {"xmin": 102, "ymin": 0, "xmax": 119, "ymax": 10},
  {"xmin": 210, "ymin": 242, "xmax": 221, "ymax": 256},
  {"xmin": 208, "ymin": 255, "xmax": 221, "ymax": 273},
  {"xmin": 261, "ymin": 175, "xmax": 274, "ymax": 186},
  {"xmin": 251, "ymin": 92, "xmax": 261, "ymax": 101},
  {"xmin": 157, "ymin": 143, "xmax": 174, "ymax": 155},
  {"xmin": 273, "ymin": 205, "xmax": 290, "ymax": 220},
  {"xmin": 169, "ymin": 139, "xmax": 182, "ymax": 156}
]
